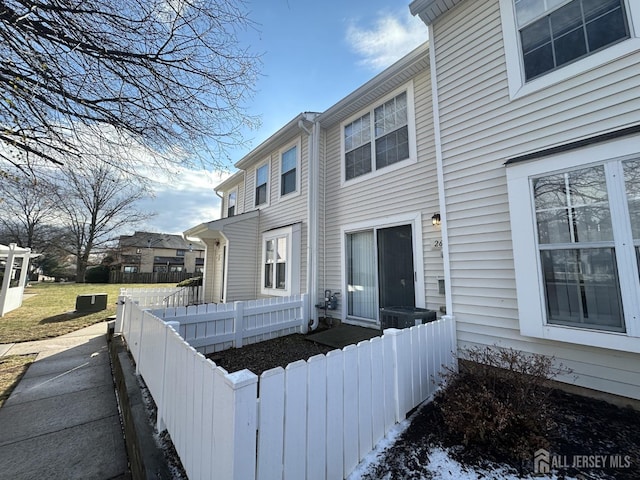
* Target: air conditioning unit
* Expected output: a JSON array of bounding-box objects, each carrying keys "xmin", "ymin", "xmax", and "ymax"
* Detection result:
[{"xmin": 380, "ymin": 306, "xmax": 437, "ymax": 330}]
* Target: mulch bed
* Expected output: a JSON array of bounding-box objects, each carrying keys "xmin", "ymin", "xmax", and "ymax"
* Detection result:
[
  {"xmin": 206, "ymin": 333, "xmax": 335, "ymax": 376},
  {"xmin": 206, "ymin": 332, "xmax": 640, "ymax": 479}
]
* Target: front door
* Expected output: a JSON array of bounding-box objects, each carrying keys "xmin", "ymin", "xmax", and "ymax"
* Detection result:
[{"xmin": 377, "ymin": 225, "xmax": 415, "ymax": 309}]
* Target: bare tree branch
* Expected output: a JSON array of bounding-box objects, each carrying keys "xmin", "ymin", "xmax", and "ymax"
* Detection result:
[{"xmin": 0, "ymin": 0, "xmax": 261, "ymax": 174}]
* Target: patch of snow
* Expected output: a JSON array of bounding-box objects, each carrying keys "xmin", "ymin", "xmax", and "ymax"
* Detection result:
[{"xmin": 346, "ymin": 417, "xmax": 412, "ymax": 480}]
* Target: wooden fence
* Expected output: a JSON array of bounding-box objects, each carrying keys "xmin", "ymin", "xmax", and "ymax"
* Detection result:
[
  {"xmin": 110, "ymin": 270, "xmax": 194, "ymax": 284},
  {"xmin": 115, "ymin": 288, "xmax": 457, "ymax": 480}
]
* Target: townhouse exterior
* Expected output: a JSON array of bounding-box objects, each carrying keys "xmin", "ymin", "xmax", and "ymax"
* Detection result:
[
  {"xmin": 410, "ymin": 0, "xmax": 640, "ymax": 400},
  {"xmin": 186, "ymin": 0, "xmax": 640, "ymax": 402},
  {"xmin": 117, "ymin": 231, "xmax": 205, "ymax": 275}
]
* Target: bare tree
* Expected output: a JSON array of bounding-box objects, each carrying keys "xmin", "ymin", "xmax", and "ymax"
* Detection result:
[
  {"xmin": 0, "ymin": 0, "xmax": 260, "ymax": 174},
  {"xmin": 53, "ymin": 160, "xmax": 152, "ymax": 282},
  {"xmin": 0, "ymin": 169, "xmax": 58, "ymax": 249}
]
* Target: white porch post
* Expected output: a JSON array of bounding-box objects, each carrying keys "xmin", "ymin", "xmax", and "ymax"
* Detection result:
[{"xmin": 0, "ymin": 244, "xmax": 16, "ymax": 316}]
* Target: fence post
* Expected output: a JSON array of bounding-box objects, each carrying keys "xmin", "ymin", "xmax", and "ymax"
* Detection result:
[
  {"xmin": 300, "ymin": 293, "xmax": 309, "ymax": 334},
  {"xmin": 214, "ymin": 369, "xmax": 258, "ymax": 480},
  {"xmin": 387, "ymin": 328, "xmax": 411, "ymax": 422},
  {"xmin": 115, "ymin": 295, "xmax": 125, "ymax": 333},
  {"xmin": 234, "ymin": 301, "xmax": 244, "ymax": 348}
]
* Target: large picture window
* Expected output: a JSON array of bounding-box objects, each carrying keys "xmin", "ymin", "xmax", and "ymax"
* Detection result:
[
  {"xmin": 342, "ymin": 85, "xmax": 415, "ymax": 182},
  {"xmin": 514, "ymin": 0, "xmax": 629, "ymax": 80},
  {"xmin": 507, "ymin": 137, "xmax": 640, "ymax": 353},
  {"xmin": 533, "ymin": 166, "xmax": 624, "ymax": 332}
]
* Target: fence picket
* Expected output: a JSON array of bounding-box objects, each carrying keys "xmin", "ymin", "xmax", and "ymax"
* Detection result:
[
  {"xmin": 369, "ymin": 337, "xmax": 385, "ymax": 447},
  {"xmin": 325, "ymin": 349, "xmax": 344, "ymax": 480},
  {"xmin": 342, "ymin": 345, "xmax": 359, "ymax": 477},
  {"xmin": 357, "ymin": 340, "xmax": 373, "ymax": 461},
  {"xmin": 257, "ymin": 368, "xmax": 285, "ymax": 480},
  {"xmin": 306, "ymin": 355, "xmax": 327, "ymax": 480},
  {"xmin": 283, "ymin": 360, "xmax": 307, "ymax": 480}
]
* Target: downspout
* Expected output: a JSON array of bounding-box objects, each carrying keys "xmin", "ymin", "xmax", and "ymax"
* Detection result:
[
  {"xmin": 428, "ymin": 28, "xmax": 453, "ymax": 317},
  {"xmin": 298, "ymin": 115, "xmax": 320, "ymax": 331}
]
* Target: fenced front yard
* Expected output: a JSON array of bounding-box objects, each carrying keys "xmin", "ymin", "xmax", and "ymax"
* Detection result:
[{"xmin": 116, "ymin": 288, "xmax": 457, "ymax": 480}]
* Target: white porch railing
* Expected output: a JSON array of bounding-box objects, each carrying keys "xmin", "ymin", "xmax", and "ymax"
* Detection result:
[{"xmin": 115, "ymin": 288, "xmax": 457, "ymax": 480}]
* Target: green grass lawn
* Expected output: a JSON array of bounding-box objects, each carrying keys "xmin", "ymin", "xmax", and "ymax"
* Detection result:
[{"xmin": 0, "ymin": 282, "xmax": 176, "ymax": 344}]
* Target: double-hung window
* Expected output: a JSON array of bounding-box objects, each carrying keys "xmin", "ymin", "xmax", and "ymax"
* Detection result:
[
  {"xmin": 507, "ymin": 136, "xmax": 640, "ymax": 353},
  {"xmin": 261, "ymin": 224, "xmax": 301, "ymax": 296},
  {"xmin": 515, "ymin": 0, "xmax": 629, "ymax": 81},
  {"xmin": 255, "ymin": 164, "xmax": 268, "ymax": 207},
  {"xmin": 281, "ymin": 145, "xmax": 297, "ymax": 196},
  {"xmin": 227, "ymin": 190, "xmax": 237, "ymax": 217},
  {"xmin": 343, "ymin": 84, "xmax": 415, "ymax": 182}
]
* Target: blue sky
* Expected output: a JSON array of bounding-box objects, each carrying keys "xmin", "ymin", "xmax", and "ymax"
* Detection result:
[{"xmin": 137, "ymin": 0, "xmax": 427, "ymax": 235}]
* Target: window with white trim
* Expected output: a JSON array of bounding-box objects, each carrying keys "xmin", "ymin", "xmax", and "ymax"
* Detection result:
[
  {"xmin": 261, "ymin": 225, "xmax": 301, "ymax": 296},
  {"xmin": 507, "ymin": 137, "xmax": 640, "ymax": 353},
  {"xmin": 280, "ymin": 144, "xmax": 298, "ymax": 197},
  {"xmin": 500, "ymin": 0, "xmax": 640, "ymax": 98},
  {"xmin": 342, "ymin": 84, "xmax": 416, "ymax": 182},
  {"xmin": 227, "ymin": 190, "xmax": 237, "ymax": 217},
  {"xmin": 515, "ymin": 0, "xmax": 629, "ymax": 81},
  {"xmin": 255, "ymin": 163, "xmax": 269, "ymax": 207}
]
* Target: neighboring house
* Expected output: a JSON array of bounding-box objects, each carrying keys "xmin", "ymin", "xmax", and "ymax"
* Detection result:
[
  {"xmin": 409, "ymin": 0, "xmax": 640, "ymax": 400},
  {"xmin": 185, "ymin": 113, "xmax": 317, "ymax": 303},
  {"xmin": 117, "ymin": 231, "xmax": 205, "ymax": 275}
]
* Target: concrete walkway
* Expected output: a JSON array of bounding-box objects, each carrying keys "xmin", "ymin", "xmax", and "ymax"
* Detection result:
[{"xmin": 0, "ymin": 322, "xmax": 130, "ymax": 479}]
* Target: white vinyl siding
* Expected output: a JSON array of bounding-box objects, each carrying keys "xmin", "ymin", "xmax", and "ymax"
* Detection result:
[
  {"xmin": 320, "ymin": 69, "xmax": 444, "ymax": 322},
  {"xmin": 430, "ymin": 0, "xmax": 640, "ymax": 398}
]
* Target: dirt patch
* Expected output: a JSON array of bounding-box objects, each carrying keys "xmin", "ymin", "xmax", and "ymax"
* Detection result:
[{"xmin": 206, "ymin": 333, "xmax": 335, "ymax": 376}]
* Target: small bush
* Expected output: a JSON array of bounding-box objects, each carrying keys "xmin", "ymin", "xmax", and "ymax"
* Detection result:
[
  {"xmin": 177, "ymin": 277, "xmax": 202, "ymax": 287},
  {"xmin": 85, "ymin": 265, "xmax": 109, "ymax": 283},
  {"xmin": 434, "ymin": 345, "xmax": 571, "ymax": 462}
]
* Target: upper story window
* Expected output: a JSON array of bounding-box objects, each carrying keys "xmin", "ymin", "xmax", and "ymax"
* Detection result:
[
  {"xmin": 500, "ymin": 0, "xmax": 638, "ymax": 97},
  {"xmin": 516, "ymin": 0, "xmax": 629, "ymax": 81},
  {"xmin": 255, "ymin": 163, "xmax": 269, "ymax": 207},
  {"xmin": 280, "ymin": 141, "xmax": 300, "ymax": 197},
  {"xmin": 342, "ymin": 84, "xmax": 416, "ymax": 183},
  {"xmin": 176, "ymin": 249, "xmax": 185, "ymax": 257},
  {"xmin": 227, "ymin": 190, "xmax": 237, "ymax": 217}
]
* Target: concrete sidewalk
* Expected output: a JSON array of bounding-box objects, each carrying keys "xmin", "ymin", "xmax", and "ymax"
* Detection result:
[{"xmin": 0, "ymin": 322, "xmax": 130, "ymax": 479}]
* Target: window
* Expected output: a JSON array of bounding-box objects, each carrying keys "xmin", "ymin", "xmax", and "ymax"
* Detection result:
[
  {"xmin": 280, "ymin": 145, "xmax": 297, "ymax": 196},
  {"xmin": 342, "ymin": 84, "xmax": 416, "ymax": 182},
  {"xmin": 264, "ymin": 237, "xmax": 287, "ymax": 290},
  {"xmin": 516, "ymin": 0, "xmax": 629, "ymax": 81},
  {"xmin": 176, "ymin": 249, "xmax": 185, "ymax": 257},
  {"xmin": 227, "ymin": 190, "xmax": 237, "ymax": 217},
  {"xmin": 123, "ymin": 266, "xmax": 138, "ymax": 273},
  {"xmin": 500, "ymin": 0, "xmax": 639, "ymax": 98},
  {"xmin": 261, "ymin": 225, "xmax": 301, "ymax": 296},
  {"xmin": 255, "ymin": 163, "xmax": 269, "ymax": 206},
  {"xmin": 506, "ymin": 136, "xmax": 640, "ymax": 353}
]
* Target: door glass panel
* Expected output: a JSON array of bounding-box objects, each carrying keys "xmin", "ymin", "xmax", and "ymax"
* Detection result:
[
  {"xmin": 347, "ymin": 231, "xmax": 376, "ymax": 320},
  {"xmin": 377, "ymin": 225, "xmax": 415, "ymax": 309}
]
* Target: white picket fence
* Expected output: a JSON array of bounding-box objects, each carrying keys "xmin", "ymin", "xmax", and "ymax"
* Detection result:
[
  {"xmin": 150, "ymin": 295, "xmax": 308, "ymax": 353},
  {"xmin": 115, "ymin": 289, "xmax": 457, "ymax": 480}
]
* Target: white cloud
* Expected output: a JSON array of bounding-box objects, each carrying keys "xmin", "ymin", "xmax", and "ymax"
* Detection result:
[
  {"xmin": 135, "ymin": 169, "xmax": 232, "ymax": 235},
  {"xmin": 346, "ymin": 10, "xmax": 427, "ymax": 71}
]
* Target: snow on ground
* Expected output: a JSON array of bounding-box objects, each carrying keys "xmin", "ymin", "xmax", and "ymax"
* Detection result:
[{"xmin": 347, "ymin": 405, "xmax": 579, "ymax": 480}]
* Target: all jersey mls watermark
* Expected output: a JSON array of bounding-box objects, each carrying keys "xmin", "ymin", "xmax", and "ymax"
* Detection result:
[{"xmin": 534, "ymin": 448, "xmax": 633, "ymax": 474}]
